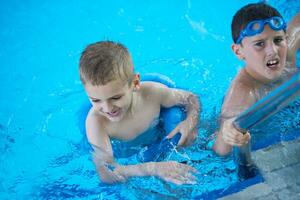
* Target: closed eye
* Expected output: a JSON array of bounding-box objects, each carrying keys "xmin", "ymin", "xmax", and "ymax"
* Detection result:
[
  {"xmin": 91, "ymin": 99, "xmax": 101, "ymax": 103},
  {"xmin": 111, "ymin": 95, "xmax": 122, "ymax": 100}
]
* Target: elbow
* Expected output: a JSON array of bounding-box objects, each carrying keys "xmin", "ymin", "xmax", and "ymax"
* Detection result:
[
  {"xmin": 95, "ymin": 165, "xmax": 126, "ymax": 184},
  {"xmin": 187, "ymin": 93, "xmax": 201, "ymax": 112},
  {"xmin": 214, "ymin": 149, "xmax": 232, "ymax": 157},
  {"xmin": 98, "ymin": 175, "xmax": 116, "ymax": 184},
  {"xmin": 98, "ymin": 175, "xmax": 122, "ymax": 184},
  {"xmin": 212, "ymin": 143, "xmax": 232, "ymax": 156}
]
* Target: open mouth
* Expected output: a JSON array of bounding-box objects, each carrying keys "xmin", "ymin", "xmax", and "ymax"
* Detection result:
[
  {"xmin": 266, "ymin": 59, "xmax": 280, "ymax": 69},
  {"xmin": 107, "ymin": 109, "xmax": 121, "ymax": 118}
]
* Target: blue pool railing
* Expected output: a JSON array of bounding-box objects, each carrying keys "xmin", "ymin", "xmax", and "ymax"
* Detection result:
[
  {"xmin": 232, "ymin": 71, "xmax": 300, "ymax": 179},
  {"xmin": 233, "ymin": 71, "xmax": 300, "ymax": 133}
]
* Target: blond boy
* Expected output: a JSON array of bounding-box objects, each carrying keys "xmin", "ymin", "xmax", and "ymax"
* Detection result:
[{"xmin": 79, "ymin": 41, "xmax": 200, "ymax": 184}]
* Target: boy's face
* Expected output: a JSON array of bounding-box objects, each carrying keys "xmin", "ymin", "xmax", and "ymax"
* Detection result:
[
  {"xmin": 233, "ymin": 26, "xmax": 287, "ymax": 83},
  {"xmin": 84, "ymin": 79, "xmax": 135, "ymax": 122}
]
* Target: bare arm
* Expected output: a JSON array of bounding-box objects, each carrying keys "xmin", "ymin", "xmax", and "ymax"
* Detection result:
[
  {"xmin": 85, "ymin": 109, "xmax": 121, "ymax": 183},
  {"xmin": 86, "ymin": 108, "xmax": 197, "ymax": 185},
  {"xmin": 149, "ymin": 82, "xmax": 201, "ymax": 146},
  {"xmin": 213, "ymin": 71, "xmax": 256, "ymax": 155},
  {"xmin": 287, "ymin": 13, "xmax": 300, "ymax": 67}
]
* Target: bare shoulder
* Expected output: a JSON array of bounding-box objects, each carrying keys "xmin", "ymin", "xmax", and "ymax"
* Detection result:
[
  {"xmin": 139, "ymin": 81, "xmax": 168, "ymax": 99},
  {"xmin": 234, "ymin": 69, "xmax": 257, "ymax": 88},
  {"xmin": 287, "ymin": 13, "xmax": 300, "ymax": 67},
  {"xmin": 221, "ymin": 69, "xmax": 257, "ymax": 118},
  {"xmin": 287, "ymin": 13, "xmax": 300, "ymax": 45},
  {"xmin": 85, "ymin": 107, "xmax": 109, "ymax": 146},
  {"xmin": 86, "ymin": 107, "xmax": 106, "ymax": 129},
  {"xmin": 227, "ymin": 70, "xmax": 256, "ymax": 97},
  {"xmin": 140, "ymin": 81, "xmax": 168, "ymax": 91},
  {"xmin": 288, "ymin": 13, "xmax": 300, "ymax": 30}
]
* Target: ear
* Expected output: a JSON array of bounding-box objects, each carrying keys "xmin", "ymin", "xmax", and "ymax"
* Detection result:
[
  {"xmin": 132, "ymin": 73, "xmax": 141, "ymax": 90},
  {"xmin": 231, "ymin": 43, "xmax": 245, "ymax": 60}
]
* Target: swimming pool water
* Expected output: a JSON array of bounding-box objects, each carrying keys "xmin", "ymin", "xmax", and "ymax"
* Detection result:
[{"xmin": 0, "ymin": 0, "xmax": 299, "ymax": 199}]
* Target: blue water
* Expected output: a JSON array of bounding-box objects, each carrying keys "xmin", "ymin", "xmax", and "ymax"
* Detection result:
[{"xmin": 0, "ymin": 0, "xmax": 299, "ymax": 199}]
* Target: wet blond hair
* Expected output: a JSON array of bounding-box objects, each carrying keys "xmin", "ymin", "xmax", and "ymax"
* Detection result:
[{"xmin": 79, "ymin": 41, "xmax": 134, "ymax": 85}]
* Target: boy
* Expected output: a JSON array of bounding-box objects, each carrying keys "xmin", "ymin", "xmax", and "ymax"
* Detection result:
[
  {"xmin": 213, "ymin": 3, "xmax": 300, "ymax": 156},
  {"xmin": 79, "ymin": 41, "xmax": 200, "ymax": 185}
]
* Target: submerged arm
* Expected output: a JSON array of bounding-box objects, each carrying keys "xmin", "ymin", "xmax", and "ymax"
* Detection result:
[{"xmin": 86, "ymin": 108, "xmax": 196, "ymax": 185}]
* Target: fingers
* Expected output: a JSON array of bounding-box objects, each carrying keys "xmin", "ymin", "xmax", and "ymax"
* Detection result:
[
  {"xmin": 97, "ymin": 165, "xmax": 126, "ymax": 184},
  {"xmin": 177, "ymin": 133, "xmax": 188, "ymax": 146},
  {"xmin": 223, "ymin": 134, "xmax": 249, "ymax": 146},
  {"xmin": 178, "ymin": 130, "xmax": 197, "ymax": 146},
  {"xmin": 161, "ymin": 162, "xmax": 198, "ymax": 185},
  {"xmin": 164, "ymin": 177, "xmax": 183, "ymax": 185},
  {"xmin": 166, "ymin": 172, "xmax": 197, "ymax": 185},
  {"xmin": 174, "ymin": 166, "xmax": 197, "ymax": 185},
  {"xmin": 166, "ymin": 127, "xmax": 179, "ymax": 139},
  {"xmin": 183, "ymin": 131, "xmax": 197, "ymax": 146},
  {"xmin": 178, "ymin": 162, "xmax": 197, "ymax": 174},
  {"xmin": 222, "ymin": 132, "xmax": 249, "ymax": 146},
  {"xmin": 221, "ymin": 120, "xmax": 251, "ymax": 147},
  {"xmin": 182, "ymin": 172, "xmax": 197, "ymax": 184},
  {"xmin": 166, "ymin": 127, "xmax": 188, "ymax": 146},
  {"xmin": 167, "ymin": 122, "xmax": 197, "ymax": 147}
]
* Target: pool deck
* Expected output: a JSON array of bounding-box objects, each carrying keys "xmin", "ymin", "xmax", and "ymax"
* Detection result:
[{"xmin": 220, "ymin": 138, "xmax": 300, "ymax": 200}]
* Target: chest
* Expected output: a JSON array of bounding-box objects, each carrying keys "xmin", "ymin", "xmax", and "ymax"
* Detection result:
[
  {"xmin": 108, "ymin": 103, "xmax": 161, "ymax": 141},
  {"xmin": 254, "ymin": 82, "xmax": 279, "ymax": 101}
]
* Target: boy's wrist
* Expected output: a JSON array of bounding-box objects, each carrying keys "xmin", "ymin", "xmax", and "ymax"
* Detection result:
[
  {"xmin": 119, "ymin": 162, "xmax": 156, "ymax": 177},
  {"xmin": 142, "ymin": 162, "xmax": 156, "ymax": 176},
  {"xmin": 186, "ymin": 113, "xmax": 199, "ymax": 131},
  {"xmin": 186, "ymin": 95, "xmax": 200, "ymax": 129}
]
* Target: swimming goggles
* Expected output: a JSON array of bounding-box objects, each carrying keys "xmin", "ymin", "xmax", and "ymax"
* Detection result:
[{"xmin": 236, "ymin": 16, "xmax": 287, "ymax": 44}]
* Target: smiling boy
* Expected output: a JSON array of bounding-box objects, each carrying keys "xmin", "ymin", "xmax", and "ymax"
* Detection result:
[{"xmin": 79, "ymin": 41, "xmax": 200, "ymax": 184}]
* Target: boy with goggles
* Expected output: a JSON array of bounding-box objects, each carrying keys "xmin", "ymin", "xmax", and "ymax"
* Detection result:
[
  {"xmin": 236, "ymin": 16, "xmax": 287, "ymax": 44},
  {"xmin": 213, "ymin": 3, "xmax": 300, "ymax": 156}
]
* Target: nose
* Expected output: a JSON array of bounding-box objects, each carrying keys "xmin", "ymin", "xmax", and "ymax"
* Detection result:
[
  {"xmin": 265, "ymin": 41, "xmax": 278, "ymax": 57},
  {"xmin": 101, "ymin": 101, "xmax": 113, "ymax": 113}
]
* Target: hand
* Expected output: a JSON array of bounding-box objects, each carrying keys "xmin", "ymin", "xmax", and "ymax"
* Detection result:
[
  {"xmin": 93, "ymin": 151, "xmax": 126, "ymax": 184},
  {"xmin": 221, "ymin": 118, "xmax": 251, "ymax": 147},
  {"xmin": 151, "ymin": 161, "xmax": 197, "ymax": 185},
  {"xmin": 166, "ymin": 121, "xmax": 197, "ymax": 146}
]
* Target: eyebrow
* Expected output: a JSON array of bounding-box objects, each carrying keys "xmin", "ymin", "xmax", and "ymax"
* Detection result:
[
  {"xmin": 252, "ymin": 33, "xmax": 285, "ymax": 43},
  {"xmin": 274, "ymin": 35, "xmax": 285, "ymax": 38},
  {"xmin": 251, "ymin": 38, "xmax": 264, "ymax": 43},
  {"xmin": 89, "ymin": 94, "xmax": 123, "ymax": 101},
  {"xmin": 89, "ymin": 96, "xmax": 100, "ymax": 100}
]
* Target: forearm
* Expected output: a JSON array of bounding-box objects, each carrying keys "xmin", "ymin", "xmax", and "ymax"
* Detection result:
[
  {"xmin": 213, "ymin": 115, "xmax": 251, "ymax": 156},
  {"xmin": 114, "ymin": 162, "xmax": 156, "ymax": 178},
  {"xmin": 212, "ymin": 131, "xmax": 233, "ymax": 156},
  {"xmin": 184, "ymin": 94, "xmax": 201, "ymax": 130},
  {"xmin": 94, "ymin": 160, "xmax": 157, "ymax": 184}
]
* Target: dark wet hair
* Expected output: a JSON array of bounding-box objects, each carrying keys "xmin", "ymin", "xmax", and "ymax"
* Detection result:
[{"xmin": 231, "ymin": 3, "xmax": 283, "ymax": 43}]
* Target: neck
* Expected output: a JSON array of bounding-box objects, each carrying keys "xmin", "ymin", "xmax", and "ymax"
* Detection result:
[
  {"xmin": 127, "ymin": 90, "xmax": 139, "ymax": 119},
  {"xmin": 244, "ymin": 67, "xmax": 272, "ymax": 85}
]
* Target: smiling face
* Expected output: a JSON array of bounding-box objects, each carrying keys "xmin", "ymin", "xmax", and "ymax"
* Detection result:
[
  {"xmin": 84, "ymin": 80, "xmax": 134, "ymax": 122},
  {"xmin": 233, "ymin": 25, "xmax": 288, "ymax": 83}
]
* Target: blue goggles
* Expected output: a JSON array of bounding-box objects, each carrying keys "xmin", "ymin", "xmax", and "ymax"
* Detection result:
[{"xmin": 236, "ymin": 16, "xmax": 287, "ymax": 44}]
